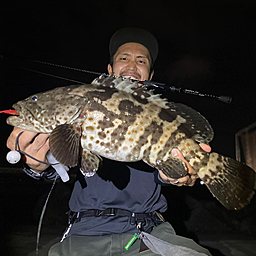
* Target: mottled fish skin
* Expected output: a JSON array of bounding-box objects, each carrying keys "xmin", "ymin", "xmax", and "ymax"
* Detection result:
[{"xmin": 6, "ymin": 75, "xmax": 255, "ymax": 210}]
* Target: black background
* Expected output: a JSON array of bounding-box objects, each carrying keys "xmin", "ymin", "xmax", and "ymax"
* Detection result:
[
  {"xmin": 1, "ymin": 1, "xmax": 256, "ymax": 255},
  {"xmin": 1, "ymin": 0, "xmax": 256, "ymax": 165}
]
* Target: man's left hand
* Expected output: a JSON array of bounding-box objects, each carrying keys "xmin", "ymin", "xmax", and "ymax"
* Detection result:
[{"xmin": 159, "ymin": 143, "xmax": 211, "ymax": 186}]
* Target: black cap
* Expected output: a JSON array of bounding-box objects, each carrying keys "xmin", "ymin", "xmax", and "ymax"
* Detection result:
[{"xmin": 109, "ymin": 27, "xmax": 158, "ymax": 64}]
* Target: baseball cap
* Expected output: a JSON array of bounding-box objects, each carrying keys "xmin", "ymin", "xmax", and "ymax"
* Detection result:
[{"xmin": 109, "ymin": 27, "xmax": 158, "ymax": 64}]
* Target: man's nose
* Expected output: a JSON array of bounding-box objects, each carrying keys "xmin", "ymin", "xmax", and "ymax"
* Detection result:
[{"xmin": 126, "ymin": 60, "xmax": 137, "ymax": 70}]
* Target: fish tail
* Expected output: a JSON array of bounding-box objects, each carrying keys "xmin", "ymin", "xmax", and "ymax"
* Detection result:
[{"xmin": 198, "ymin": 152, "xmax": 255, "ymax": 210}]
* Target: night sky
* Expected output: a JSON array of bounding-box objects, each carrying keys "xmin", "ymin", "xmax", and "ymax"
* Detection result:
[{"xmin": 1, "ymin": 0, "xmax": 256, "ymax": 167}]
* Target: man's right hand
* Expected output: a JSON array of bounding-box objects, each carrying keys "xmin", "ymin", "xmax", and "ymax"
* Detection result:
[{"xmin": 6, "ymin": 128, "xmax": 50, "ymax": 173}]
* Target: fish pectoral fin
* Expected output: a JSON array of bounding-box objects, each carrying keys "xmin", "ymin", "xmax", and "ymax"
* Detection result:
[
  {"xmin": 80, "ymin": 149, "xmax": 101, "ymax": 177},
  {"xmin": 49, "ymin": 124, "xmax": 81, "ymax": 167},
  {"xmin": 198, "ymin": 153, "xmax": 256, "ymax": 210},
  {"xmin": 143, "ymin": 157, "xmax": 187, "ymax": 179}
]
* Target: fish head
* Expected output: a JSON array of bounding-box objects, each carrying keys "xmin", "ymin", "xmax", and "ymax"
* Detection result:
[{"xmin": 7, "ymin": 85, "xmax": 87, "ymax": 133}]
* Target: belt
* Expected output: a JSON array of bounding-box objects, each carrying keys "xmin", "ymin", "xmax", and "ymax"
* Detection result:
[
  {"xmin": 68, "ymin": 208, "xmax": 165, "ymax": 227},
  {"xmin": 64, "ymin": 208, "xmax": 165, "ymax": 251}
]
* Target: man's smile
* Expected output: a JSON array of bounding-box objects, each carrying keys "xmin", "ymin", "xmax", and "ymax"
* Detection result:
[{"xmin": 119, "ymin": 71, "xmax": 141, "ymax": 80}]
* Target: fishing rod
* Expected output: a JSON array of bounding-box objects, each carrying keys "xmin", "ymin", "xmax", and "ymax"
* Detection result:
[
  {"xmin": 142, "ymin": 80, "xmax": 232, "ymax": 104},
  {"xmin": 1, "ymin": 54, "xmax": 232, "ymax": 103}
]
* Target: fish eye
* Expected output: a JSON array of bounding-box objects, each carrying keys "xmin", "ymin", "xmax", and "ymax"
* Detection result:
[{"xmin": 31, "ymin": 95, "xmax": 38, "ymax": 101}]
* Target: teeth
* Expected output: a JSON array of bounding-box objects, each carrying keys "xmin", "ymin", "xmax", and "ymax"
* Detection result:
[{"xmin": 123, "ymin": 76, "xmax": 138, "ymax": 80}]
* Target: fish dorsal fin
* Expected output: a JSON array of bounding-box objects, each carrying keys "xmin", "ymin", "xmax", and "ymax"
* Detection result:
[
  {"xmin": 92, "ymin": 75, "xmax": 138, "ymax": 93},
  {"xmin": 92, "ymin": 75, "xmax": 213, "ymax": 143},
  {"xmin": 92, "ymin": 75, "xmax": 169, "ymax": 108},
  {"xmin": 49, "ymin": 124, "xmax": 81, "ymax": 167},
  {"xmin": 166, "ymin": 102, "xmax": 214, "ymax": 144}
]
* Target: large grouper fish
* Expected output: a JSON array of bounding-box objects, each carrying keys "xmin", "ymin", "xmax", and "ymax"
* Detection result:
[{"xmin": 6, "ymin": 75, "xmax": 255, "ymax": 210}]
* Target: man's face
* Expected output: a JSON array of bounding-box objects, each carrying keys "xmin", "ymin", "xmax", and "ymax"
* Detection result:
[{"xmin": 108, "ymin": 42, "xmax": 154, "ymax": 82}]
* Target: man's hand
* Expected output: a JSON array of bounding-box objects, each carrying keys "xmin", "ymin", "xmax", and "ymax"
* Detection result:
[
  {"xmin": 159, "ymin": 143, "xmax": 211, "ymax": 186},
  {"xmin": 7, "ymin": 128, "xmax": 50, "ymax": 173}
]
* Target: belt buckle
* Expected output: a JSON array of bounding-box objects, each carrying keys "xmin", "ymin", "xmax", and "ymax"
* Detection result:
[
  {"xmin": 95, "ymin": 208, "xmax": 117, "ymax": 217},
  {"xmin": 104, "ymin": 208, "xmax": 117, "ymax": 216}
]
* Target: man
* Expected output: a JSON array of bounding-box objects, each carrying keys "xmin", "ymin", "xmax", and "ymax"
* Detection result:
[{"xmin": 7, "ymin": 28, "xmax": 211, "ymax": 255}]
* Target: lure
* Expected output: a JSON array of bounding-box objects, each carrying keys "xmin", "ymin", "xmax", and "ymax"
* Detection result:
[{"xmin": 0, "ymin": 110, "xmax": 19, "ymax": 115}]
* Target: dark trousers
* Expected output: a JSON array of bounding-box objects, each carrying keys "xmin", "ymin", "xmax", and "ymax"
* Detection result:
[{"xmin": 48, "ymin": 222, "xmax": 211, "ymax": 256}]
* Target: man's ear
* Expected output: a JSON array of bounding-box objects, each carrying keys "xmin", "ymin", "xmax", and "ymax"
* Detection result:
[{"xmin": 107, "ymin": 64, "xmax": 113, "ymax": 75}]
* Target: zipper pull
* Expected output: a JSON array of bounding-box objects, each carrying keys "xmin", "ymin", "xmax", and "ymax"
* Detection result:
[{"xmin": 124, "ymin": 233, "xmax": 139, "ymax": 250}]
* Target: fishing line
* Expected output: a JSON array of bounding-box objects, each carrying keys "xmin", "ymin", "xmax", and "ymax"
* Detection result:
[
  {"xmin": 31, "ymin": 58, "xmax": 102, "ymax": 76},
  {"xmin": 20, "ymin": 67, "xmax": 85, "ymax": 85},
  {"xmin": 36, "ymin": 176, "xmax": 57, "ymax": 254},
  {"xmin": 6, "ymin": 131, "xmax": 62, "ymax": 254}
]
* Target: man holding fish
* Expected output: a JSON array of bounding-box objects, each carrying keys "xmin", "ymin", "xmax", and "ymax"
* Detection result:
[{"xmin": 7, "ymin": 28, "xmax": 213, "ymax": 255}]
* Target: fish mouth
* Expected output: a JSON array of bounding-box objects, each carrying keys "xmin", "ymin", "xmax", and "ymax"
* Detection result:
[
  {"xmin": 12, "ymin": 103, "xmax": 22, "ymax": 115},
  {"xmin": 6, "ymin": 103, "xmax": 34, "ymax": 125},
  {"xmin": 11, "ymin": 103, "xmax": 26, "ymax": 119},
  {"xmin": 13, "ymin": 103, "xmax": 35, "ymax": 118},
  {"xmin": 6, "ymin": 103, "xmax": 39, "ymax": 131},
  {"xmin": 6, "ymin": 104, "xmax": 22, "ymax": 125}
]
